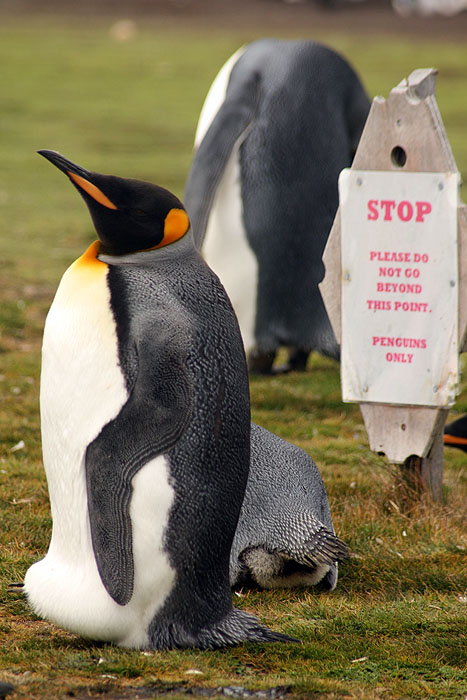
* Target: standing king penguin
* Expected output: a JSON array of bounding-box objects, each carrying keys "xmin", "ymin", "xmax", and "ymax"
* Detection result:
[
  {"xmin": 24, "ymin": 150, "xmax": 294, "ymax": 650},
  {"xmin": 184, "ymin": 39, "xmax": 370, "ymax": 373}
]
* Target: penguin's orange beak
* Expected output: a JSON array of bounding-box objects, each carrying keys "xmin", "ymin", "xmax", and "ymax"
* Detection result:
[
  {"xmin": 37, "ymin": 150, "xmax": 118, "ymax": 211},
  {"xmin": 67, "ymin": 172, "xmax": 117, "ymax": 210}
]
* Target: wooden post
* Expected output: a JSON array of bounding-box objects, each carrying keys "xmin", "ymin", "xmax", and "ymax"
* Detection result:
[
  {"xmin": 401, "ymin": 431, "xmax": 445, "ymax": 501},
  {"xmin": 320, "ymin": 68, "xmax": 467, "ymax": 500}
]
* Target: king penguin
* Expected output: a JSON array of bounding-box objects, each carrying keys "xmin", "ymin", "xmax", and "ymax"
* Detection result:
[
  {"xmin": 232, "ymin": 424, "xmax": 348, "ymax": 591},
  {"xmin": 444, "ymin": 414, "xmax": 467, "ymax": 452},
  {"xmin": 184, "ymin": 39, "xmax": 370, "ymax": 373},
  {"xmin": 24, "ymin": 150, "xmax": 295, "ymax": 650}
]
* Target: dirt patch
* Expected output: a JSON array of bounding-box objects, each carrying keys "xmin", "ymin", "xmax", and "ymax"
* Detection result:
[
  {"xmin": 70, "ymin": 684, "xmax": 293, "ymax": 700},
  {"xmin": 1, "ymin": 0, "xmax": 467, "ymax": 40}
]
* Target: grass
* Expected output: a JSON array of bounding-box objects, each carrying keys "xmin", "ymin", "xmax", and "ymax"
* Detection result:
[{"xmin": 0, "ymin": 10, "xmax": 466, "ymax": 700}]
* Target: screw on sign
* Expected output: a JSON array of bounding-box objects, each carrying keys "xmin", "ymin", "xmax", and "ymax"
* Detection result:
[{"xmin": 320, "ymin": 68, "xmax": 467, "ymax": 500}]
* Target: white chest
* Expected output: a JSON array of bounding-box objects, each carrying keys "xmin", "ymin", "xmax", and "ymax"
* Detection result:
[
  {"xmin": 25, "ymin": 254, "xmax": 176, "ymax": 647},
  {"xmin": 203, "ymin": 149, "xmax": 258, "ymax": 353},
  {"xmin": 40, "ymin": 261, "xmax": 128, "ymax": 546},
  {"xmin": 195, "ymin": 48, "xmax": 258, "ymax": 352}
]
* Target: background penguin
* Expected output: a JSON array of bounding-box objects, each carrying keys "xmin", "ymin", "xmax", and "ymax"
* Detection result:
[
  {"xmin": 444, "ymin": 414, "xmax": 467, "ymax": 452},
  {"xmin": 232, "ymin": 424, "xmax": 348, "ymax": 591},
  {"xmin": 184, "ymin": 39, "xmax": 370, "ymax": 374},
  {"xmin": 24, "ymin": 150, "xmax": 295, "ymax": 650}
]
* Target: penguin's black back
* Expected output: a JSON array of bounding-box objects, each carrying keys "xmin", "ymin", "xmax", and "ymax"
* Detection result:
[
  {"xmin": 103, "ymin": 247, "xmax": 253, "ymax": 645},
  {"xmin": 236, "ymin": 40, "xmax": 369, "ymax": 354},
  {"xmin": 185, "ymin": 39, "xmax": 370, "ymax": 359}
]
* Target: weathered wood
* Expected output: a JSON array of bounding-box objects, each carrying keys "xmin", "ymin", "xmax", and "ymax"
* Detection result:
[
  {"xmin": 320, "ymin": 213, "xmax": 342, "ymax": 345},
  {"xmin": 400, "ymin": 428, "xmax": 445, "ymax": 501},
  {"xmin": 353, "ymin": 69, "xmax": 457, "ymax": 174},
  {"xmin": 360, "ymin": 404, "xmax": 449, "ymax": 463},
  {"xmin": 459, "ymin": 205, "xmax": 467, "ymax": 352},
  {"xmin": 320, "ymin": 68, "xmax": 467, "ymax": 499}
]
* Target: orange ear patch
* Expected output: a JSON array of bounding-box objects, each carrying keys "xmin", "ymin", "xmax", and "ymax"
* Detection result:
[
  {"xmin": 157, "ymin": 208, "xmax": 190, "ymax": 248},
  {"xmin": 68, "ymin": 172, "xmax": 118, "ymax": 210}
]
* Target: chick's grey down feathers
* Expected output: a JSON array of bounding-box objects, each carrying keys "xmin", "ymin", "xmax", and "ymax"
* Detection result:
[{"xmin": 231, "ymin": 423, "xmax": 348, "ymax": 590}]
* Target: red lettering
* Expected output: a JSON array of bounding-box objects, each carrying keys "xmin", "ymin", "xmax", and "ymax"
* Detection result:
[
  {"xmin": 394, "ymin": 301, "xmax": 429, "ymax": 312},
  {"xmin": 366, "ymin": 202, "xmax": 432, "ymax": 223},
  {"xmin": 367, "ymin": 299, "xmax": 392, "ymax": 310},
  {"xmin": 397, "ymin": 200, "xmax": 413, "ymax": 222},
  {"xmin": 386, "ymin": 352, "xmax": 414, "ymax": 364},
  {"xmin": 377, "ymin": 282, "xmax": 422, "ymax": 294},
  {"xmin": 367, "ymin": 200, "xmax": 379, "ymax": 221},
  {"xmin": 373, "ymin": 336, "xmax": 427, "ymax": 349},
  {"xmin": 379, "ymin": 267, "xmax": 401, "ymax": 278},
  {"xmin": 416, "ymin": 201, "xmax": 432, "ymax": 222},
  {"xmin": 381, "ymin": 200, "xmax": 396, "ymax": 221}
]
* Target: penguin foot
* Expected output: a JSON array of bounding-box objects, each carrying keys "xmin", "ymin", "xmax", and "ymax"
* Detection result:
[
  {"xmin": 286, "ymin": 348, "xmax": 310, "ymax": 372},
  {"xmin": 148, "ymin": 608, "xmax": 299, "ymax": 649},
  {"xmin": 247, "ymin": 349, "xmax": 276, "ymax": 375},
  {"xmin": 270, "ymin": 363, "xmax": 293, "ymax": 375},
  {"xmin": 247, "ymin": 348, "xmax": 310, "ymax": 375}
]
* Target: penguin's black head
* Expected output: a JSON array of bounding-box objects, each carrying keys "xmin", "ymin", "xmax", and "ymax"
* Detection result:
[{"xmin": 38, "ymin": 150, "xmax": 190, "ymax": 256}]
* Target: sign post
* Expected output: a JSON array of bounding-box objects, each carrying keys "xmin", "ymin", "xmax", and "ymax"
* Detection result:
[{"xmin": 320, "ymin": 69, "xmax": 467, "ymax": 500}]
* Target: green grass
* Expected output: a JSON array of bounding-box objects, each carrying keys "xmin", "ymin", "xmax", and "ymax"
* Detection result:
[{"xmin": 0, "ymin": 12, "xmax": 466, "ymax": 700}]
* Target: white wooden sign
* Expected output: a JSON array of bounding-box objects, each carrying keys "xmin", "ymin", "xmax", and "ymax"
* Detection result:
[{"xmin": 340, "ymin": 169, "xmax": 459, "ymax": 407}]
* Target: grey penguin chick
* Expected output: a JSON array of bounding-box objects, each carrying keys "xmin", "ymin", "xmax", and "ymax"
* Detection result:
[
  {"xmin": 184, "ymin": 39, "xmax": 370, "ymax": 374},
  {"xmin": 231, "ymin": 424, "xmax": 348, "ymax": 591},
  {"xmin": 24, "ymin": 150, "xmax": 296, "ymax": 650}
]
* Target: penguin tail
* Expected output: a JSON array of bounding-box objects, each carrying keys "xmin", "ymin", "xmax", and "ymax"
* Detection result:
[
  {"xmin": 300, "ymin": 530, "xmax": 349, "ymax": 568},
  {"xmin": 148, "ymin": 609, "xmax": 299, "ymax": 650}
]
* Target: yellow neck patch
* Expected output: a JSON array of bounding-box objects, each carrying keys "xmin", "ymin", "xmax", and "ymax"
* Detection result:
[
  {"xmin": 68, "ymin": 172, "xmax": 118, "ymax": 210},
  {"xmin": 153, "ymin": 208, "xmax": 190, "ymax": 250},
  {"xmin": 73, "ymin": 241, "xmax": 107, "ymax": 273},
  {"xmin": 59, "ymin": 242, "xmax": 107, "ymax": 298}
]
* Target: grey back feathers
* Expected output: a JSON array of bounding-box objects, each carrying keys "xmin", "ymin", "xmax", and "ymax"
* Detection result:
[{"xmin": 184, "ymin": 39, "xmax": 370, "ymax": 372}]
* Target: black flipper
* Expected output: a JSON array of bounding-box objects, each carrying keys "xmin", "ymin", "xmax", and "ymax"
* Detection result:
[
  {"xmin": 85, "ymin": 336, "xmax": 192, "ymax": 605},
  {"xmin": 184, "ymin": 69, "xmax": 261, "ymax": 249}
]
